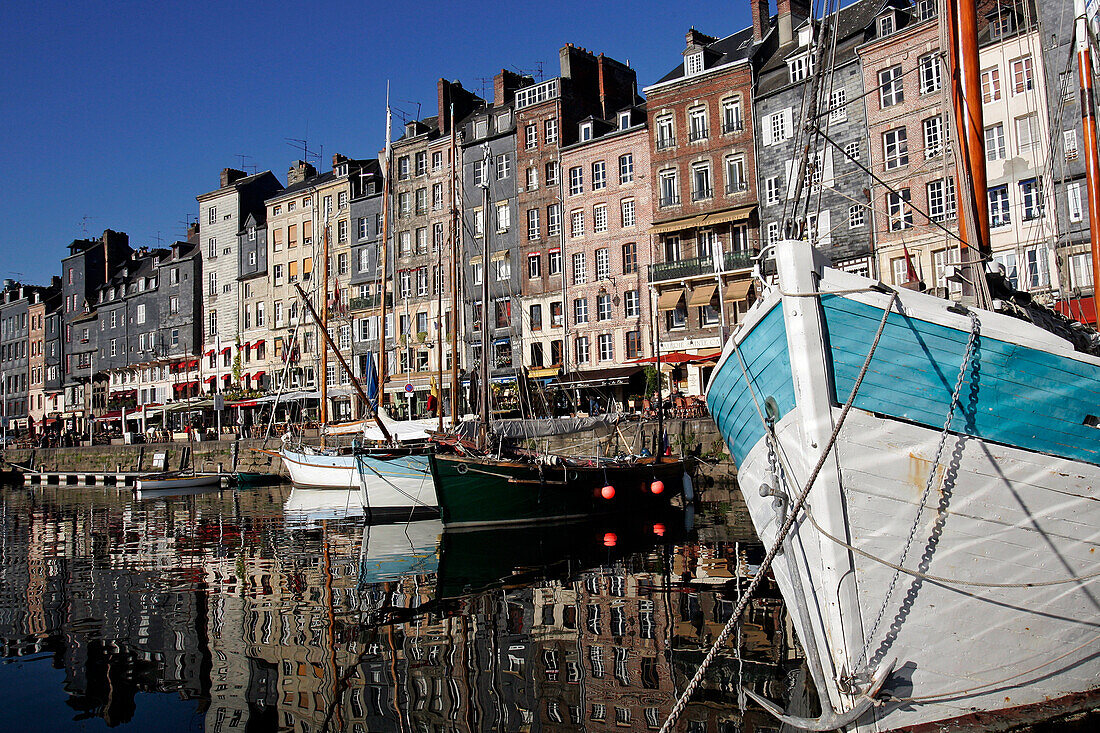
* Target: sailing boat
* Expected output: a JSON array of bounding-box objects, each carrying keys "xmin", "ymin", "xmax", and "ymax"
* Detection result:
[
  {"xmin": 704, "ymin": 1, "xmax": 1100, "ymax": 730},
  {"xmin": 430, "ymin": 146, "xmax": 686, "ymax": 528}
]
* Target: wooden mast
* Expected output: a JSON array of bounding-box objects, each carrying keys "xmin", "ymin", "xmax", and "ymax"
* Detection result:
[
  {"xmin": 378, "ymin": 93, "xmax": 393, "ymax": 417},
  {"xmin": 946, "ymin": 0, "xmax": 992, "ymax": 307},
  {"xmin": 479, "ymin": 145, "xmax": 491, "ymax": 449},
  {"xmin": 449, "ymin": 104, "xmax": 461, "ymax": 427},
  {"xmin": 319, "ymin": 210, "xmax": 330, "ymax": 445},
  {"xmin": 1075, "ymin": 0, "xmax": 1100, "ymax": 319}
]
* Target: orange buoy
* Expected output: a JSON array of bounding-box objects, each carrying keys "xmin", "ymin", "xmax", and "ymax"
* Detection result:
[
  {"xmin": 603, "ymin": 532, "xmax": 617, "ymax": 547},
  {"xmin": 650, "ymin": 480, "xmax": 665, "ymax": 495},
  {"xmin": 653, "ymin": 523, "xmax": 666, "ymax": 537},
  {"xmin": 600, "ymin": 484, "xmax": 616, "ymax": 500}
]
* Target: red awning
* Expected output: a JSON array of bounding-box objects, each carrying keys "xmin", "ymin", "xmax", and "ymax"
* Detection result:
[
  {"xmin": 221, "ymin": 346, "xmax": 231, "ymax": 354},
  {"xmin": 242, "ymin": 373, "xmax": 251, "ymax": 381},
  {"xmin": 1055, "ymin": 297, "xmax": 1097, "ymax": 326},
  {"xmin": 99, "ymin": 411, "xmax": 123, "ymax": 420},
  {"xmin": 205, "ymin": 349, "xmax": 215, "ymax": 357},
  {"xmin": 629, "ymin": 351, "xmax": 699, "ymax": 365},
  {"xmin": 203, "ymin": 376, "xmax": 216, "ymax": 383},
  {"xmin": 221, "ymin": 374, "xmax": 231, "ymax": 381},
  {"xmin": 242, "ymin": 341, "xmax": 251, "ymax": 350},
  {"xmin": 252, "ymin": 371, "xmax": 266, "ymax": 379},
  {"xmin": 231, "ymin": 400, "xmax": 259, "ymax": 407},
  {"xmin": 189, "ymin": 360, "xmax": 199, "ymax": 369},
  {"xmin": 252, "ymin": 339, "xmax": 265, "ymax": 348}
]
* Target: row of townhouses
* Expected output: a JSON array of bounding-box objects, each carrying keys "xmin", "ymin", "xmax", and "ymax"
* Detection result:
[{"xmin": 1, "ymin": 0, "xmax": 1090, "ymax": 437}]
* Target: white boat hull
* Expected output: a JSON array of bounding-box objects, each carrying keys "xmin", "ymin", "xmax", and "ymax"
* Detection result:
[
  {"xmin": 279, "ymin": 447, "xmax": 436, "ymax": 513},
  {"xmin": 134, "ymin": 473, "xmax": 222, "ymax": 495},
  {"xmin": 707, "ymin": 241, "xmax": 1100, "ymax": 730}
]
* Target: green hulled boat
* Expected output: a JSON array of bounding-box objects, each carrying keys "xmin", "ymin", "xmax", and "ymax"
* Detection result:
[{"xmin": 430, "ymin": 453, "xmax": 686, "ymax": 528}]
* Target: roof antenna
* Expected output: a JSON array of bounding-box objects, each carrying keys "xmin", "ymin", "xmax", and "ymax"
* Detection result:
[{"xmin": 235, "ymin": 154, "xmax": 257, "ymax": 175}]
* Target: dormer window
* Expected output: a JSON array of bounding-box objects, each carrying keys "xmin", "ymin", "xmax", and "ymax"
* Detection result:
[
  {"xmin": 788, "ymin": 54, "xmax": 813, "ymax": 83},
  {"xmin": 474, "ymin": 118, "xmax": 488, "ymax": 138},
  {"xmin": 989, "ymin": 12, "xmax": 1014, "ymax": 40},
  {"xmin": 248, "ymin": 226, "xmax": 256, "ymax": 241},
  {"xmin": 916, "ymin": 0, "xmax": 937, "ymax": 22},
  {"xmin": 684, "ymin": 52, "xmax": 704, "ymax": 76},
  {"xmin": 797, "ymin": 26, "xmax": 812, "ymax": 47},
  {"xmin": 878, "ymin": 13, "xmax": 895, "ymax": 37},
  {"xmin": 618, "ymin": 111, "xmax": 631, "ymax": 130},
  {"xmin": 336, "ymin": 164, "xmax": 348, "ymax": 177},
  {"xmin": 580, "ymin": 122, "xmax": 594, "ymax": 142}
]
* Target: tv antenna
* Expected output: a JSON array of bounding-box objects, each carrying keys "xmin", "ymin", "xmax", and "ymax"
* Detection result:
[
  {"xmin": 150, "ymin": 230, "xmax": 164, "ymax": 245},
  {"xmin": 235, "ymin": 154, "xmax": 257, "ymax": 174},
  {"xmin": 78, "ymin": 215, "xmax": 96, "ymax": 235},
  {"xmin": 286, "ymin": 137, "xmax": 322, "ymax": 167}
]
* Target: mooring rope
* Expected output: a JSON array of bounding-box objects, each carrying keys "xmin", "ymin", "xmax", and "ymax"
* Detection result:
[{"xmin": 658, "ymin": 292, "xmax": 898, "ymax": 733}]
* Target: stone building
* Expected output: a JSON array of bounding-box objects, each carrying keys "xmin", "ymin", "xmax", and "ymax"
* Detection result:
[
  {"xmin": 382, "ymin": 79, "xmax": 482, "ymax": 417},
  {"xmin": 752, "ymin": 0, "xmax": 881, "ymax": 275},
  {"xmin": 460, "ymin": 71, "xmax": 529, "ymax": 403},
  {"xmin": 558, "ymin": 110, "xmax": 653, "ymax": 410},
  {"xmin": 29, "ymin": 300, "xmax": 64, "ymax": 431},
  {"xmin": 238, "ymin": 203, "xmax": 271, "ymax": 395},
  {"xmin": 513, "ymin": 45, "xmax": 640, "ymax": 390},
  {"xmin": 348, "ymin": 158, "xmax": 386, "ymax": 411},
  {"xmin": 1, "ymin": 281, "xmax": 59, "ymax": 435},
  {"xmin": 644, "ymin": 23, "xmax": 760, "ymax": 395},
  {"xmin": 195, "ymin": 168, "xmax": 282, "ymax": 397}
]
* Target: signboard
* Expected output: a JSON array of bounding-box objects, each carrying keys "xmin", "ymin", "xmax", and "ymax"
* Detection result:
[
  {"xmin": 213, "ymin": 394, "xmax": 225, "ymax": 411},
  {"xmin": 404, "ymin": 383, "xmax": 414, "ymax": 393}
]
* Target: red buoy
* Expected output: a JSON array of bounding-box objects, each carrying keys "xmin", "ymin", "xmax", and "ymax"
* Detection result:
[
  {"xmin": 650, "ymin": 480, "xmax": 665, "ymax": 495},
  {"xmin": 653, "ymin": 523, "xmax": 666, "ymax": 537},
  {"xmin": 603, "ymin": 532, "xmax": 617, "ymax": 547},
  {"xmin": 600, "ymin": 484, "xmax": 616, "ymax": 500}
]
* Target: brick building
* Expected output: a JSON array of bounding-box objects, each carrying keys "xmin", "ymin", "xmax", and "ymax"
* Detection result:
[{"xmin": 644, "ymin": 24, "xmax": 760, "ymax": 395}]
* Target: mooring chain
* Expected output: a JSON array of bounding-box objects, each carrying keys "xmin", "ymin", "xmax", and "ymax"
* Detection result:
[{"xmin": 856, "ymin": 309, "xmax": 980, "ymax": 670}]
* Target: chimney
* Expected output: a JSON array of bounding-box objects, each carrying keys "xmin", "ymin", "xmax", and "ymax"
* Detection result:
[
  {"xmin": 777, "ymin": 0, "xmax": 810, "ymax": 46},
  {"xmin": 752, "ymin": 0, "xmax": 771, "ymax": 42},
  {"xmin": 287, "ymin": 160, "xmax": 317, "ymax": 186},
  {"xmin": 332, "ymin": 153, "xmax": 348, "ymax": 169},
  {"xmin": 220, "ymin": 168, "xmax": 246, "ymax": 187},
  {"xmin": 187, "ymin": 222, "xmax": 200, "ymax": 244},
  {"xmin": 492, "ymin": 69, "xmax": 531, "ymax": 106},
  {"xmin": 685, "ymin": 28, "xmax": 716, "ymax": 48}
]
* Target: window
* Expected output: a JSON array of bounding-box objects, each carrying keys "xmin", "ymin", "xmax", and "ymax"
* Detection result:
[
  {"xmin": 208, "ymin": 206, "xmax": 216, "ymax": 224},
  {"xmin": 659, "ymin": 170, "xmax": 679, "ymax": 207},
  {"xmin": 764, "ymin": 175, "xmax": 782, "ymax": 206},
  {"xmin": 570, "ymin": 209, "xmax": 585, "ymax": 239},
  {"xmin": 207, "ymin": 237, "xmax": 217, "ymax": 259},
  {"xmin": 357, "ymin": 217, "xmax": 368, "ymax": 240},
  {"xmin": 338, "ymin": 190, "xmax": 348, "ymax": 209},
  {"xmin": 1069, "ymin": 252, "xmax": 1093, "ymax": 289},
  {"xmin": 923, "ymin": 116, "xmax": 945, "ymax": 158},
  {"xmin": 545, "ymin": 117, "xmax": 558, "ymax": 143},
  {"xmin": 663, "ymin": 235, "xmax": 681, "ymax": 261},
  {"xmin": 497, "ymin": 153, "xmax": 511, "ymax": 180},
  {"xmin": 723, "ymin": 155, "xmax": 746, "ymax": 194},
  {"xmin": 593, "ymin": 204, "xmax": 608, "ymax": 233},
  {"xmin": 528, "ymin": 253, "xmax": 541, "ymax": 279},
  {"xmin": 622, "ymin": 242, "xmax": 637, "ymax": 274},
  {"xmin": 208, "ymin": 310, "xmax": 217, "ymax": 336},
  {"xmin": 927, "ymin": 177, "xmax": 957, "ymax": 222},
  {"xmin": 493, "ymin": 254, "xmax": 510, "ymax": 282},
  {"xmin": 471, "ymin": 260, "xmax": 483, "ymax": 285},
  {"xmin": 988, "ymin": 185, "xmax": 1011, "ymax": 227},
  {"xmin": 572, "ymin": 252, "xmax": 587, "ymax": 284},
  {"xmin": 573, "ymin": 298, "xmax": 589, "ymax": 324},
  {"xmin": 432, "ymin": 182, "xmax": 444, "ymax": 210},
  {"xmin": 981, "ymin": 66, "xmax": 1001, "ymax": 102},
  {"xmin": 993, "ymin": 250, "xmax": 1019, "ymax": 288},
  {"xmin": 722, "ymin": 97, "xmax": 743, "ymax": 133},
  {"xmin": 848, "ymin": 204, "xmax": 865, "ymax": 228},
  {"xmin": 1011, "ymin": 56, "xmax": 1034, "ymax": 94},
  {"xmin": 621, "ymin": 199, "xmax": 636, "ymax": 227},
  {"xmin": 619, "ymin": 153, "xmax": 634, "ymax": 184},
  {"xmin": 887, "ymin": 189, "xmax": 913, "ymax": 230},
  {"xmin": 1065, "ymin": 129, "xmax": 1080, "ymax": 160},
  {"xmin": 916, "ymin": 0, "xmax": 937, "ymax": 20},
  {"xmin": 472, "ymin": 209, "xmax": 484, "ymax": 238},
  {"xmin": 568, "ymin": 166, "xmax": 583, "ymax": 195},
  {"xmin": 825, "ymin": 88, "xmax": 848, "ymax": 124},
  {"xmin": 1015, "ymin": 114, "xmax": 1040, "ymax": 154},
  {"xmin": 527, "ymin": 208, "xmax": 540, "ymax": 240},
  {"xmin": 918, "ymin": 53, "xmax": 941, "ymax": 94},
  {"xmin": 525, "ymin": 123, "xmax": 538, "ymax": 149},
  {"xmin": 496, "ymin": 202, "xmax": 510, "ymax": 232},
  {"xmin": 596, "ymin": 248, "xmax": 610, "ymax": 280},
  {"xmin": 169, "ymin": 295, "xmax": 179, "ymax": 313},
  {"xmin": 1020, "ymin": 178, "xmax": 1043, "ymax": 220},
  {"xmin": 525, "ymin": 166, "xmax": 538, "ymax": 190},
  {"xmin": 1022, "ymin": 246, "xmax": 1049, "ymax": 289},
  {"xmin": 397, "ymin": 156, "xmax": 410, "ymax": 180},
  {"xmin": 1069, "ymin": 182, "xmax": 1084, "ymax": 222},
  {"xmin": 883, "ymin": 127, "xmax": 909, "ymax": 170},
  {"xmin": 665, "ymin": 301, "xmax": 687, "ymax": 329},
  {"xmin": 337, "ymin": 219, "xmax": 348, "ymax": 243},
  {"xmin": 530, "ymin": 303, "xmax": 543, "ymax": 331},
  {"xmin": 764, "ymin": 108, "xmax": 792, "ymax": 145},
  {"xmin": 548, "ymin": 248, "xmax": 562, "ymax": 275},
  {"xmin": 598, "ymin": 333, "xmax": 614, "ymax": 360},
  {"xmin": 878, "ymin": 13, "xmax": 895, "ymax": 36},
  {"xmin": 684, "ymin": 51, "xmax": 703, "ymax": 76},
  {"xmin": 399, "ymin": 230, "xmax": 412, "ymax": 256},
  {"xmin": 985, "ymin": 123, "xmax": 1007, "ymax": 160},
  {"xmin": 691, "ymin": 163, "xmax": 712, "ymax": 201},
  {"xmin": 591, "ymin": 160, "xmax": 607, "ymax": 190},
  {"xmin": 399, "ymin": 269, "xmax": 412, "ymax": 297},
  {"xmin": 208, "ymin": 272, "xmax": 217, "ymax": 295},
  {"xmin": 688, "ymin": 107, "xmax": 708, "ymax": 141},
  {"xmin": 256, "ymin": 302, "xmax": 264, "ymax": 327},
  {"xmin": 879, "ymin": 65, "xmax": 904, "ymax": 107},
  {"xmin": 844, "ymin": 140, "xmax": 861, "ymax": 162},
  {"xmin": 432, "ymin": 150, "xmax": 443, "ymax": 170},
  {"xmin": 618, "ymin": 110, "xmax": 631, "ymax": 130},
  {"xmin": 337, "ymin": 252, "xmax": 349, "ymax": 275},
  {"xmin": 788, "ymin": 54, "xmax": 812, "ymax": 83},
  {"xmin": 545, "ymin": 161, "xmax": 558, "ymax": 186},
  {"xmin": 575, "ymin": 336, "xmax": 589, "ymax": 364},
  {"xmin": 550, "ymin": 300, "xmax": 563, "ymax": 327},
  {"xmin": 656, "ymin": 116, "xmax": 675, "ymax": 149},
  {"xmin": 579, "ymin": 122, "xmax": 594, "ymax": 141}
]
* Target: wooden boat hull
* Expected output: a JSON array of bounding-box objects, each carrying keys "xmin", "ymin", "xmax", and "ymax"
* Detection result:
[
  {"xmin": 279, "ymin": 447, "xmax": 436, "ymax": 512},
  {"xmin": 706, "ymin": 240, "xmax": 1100, "ymax": 731},
  {"xmin": 430, "ymin": 453, "xmax": 685, "ymax": 528},
  {"xmin": 134, "ymin": 473, "xmax": 222, "ymax": 495}
]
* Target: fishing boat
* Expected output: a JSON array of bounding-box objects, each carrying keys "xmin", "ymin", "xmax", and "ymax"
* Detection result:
[
  {"xmin": 280, "ymin": 443, "xmax": 435, "ymax": 514},
  {"xmin": 134, "ymin": 471, "xmax": 221, "ymax": 494},
  {"xmin": 703, "ymin": 1, "xmax": 1100, "ymax": 730}
]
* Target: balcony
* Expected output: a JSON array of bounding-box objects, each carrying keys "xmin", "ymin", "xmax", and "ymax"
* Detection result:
[
  {"xmin": 349, "ymin": 293, "xmax": 394, "ymax": 311},
  {"xmin": 722, "ymin": 120, "xmax": 744, "ymax": 134},
  {"xmin": 648, "ymin": 250, "xmax": 758, "ymax": 283},
  {"xmin": 658, "ymin": 194, "xmax": 681, "ymax": 208},
  {"xmin": 688, "ymin": 127, "xmax": 709, "ymax": 142},
  {"xmin": 725, "ymin": 181, "xmax": 749, "ymax": 194},
  {"xmin": 691, "ymin": 187, "xmax": 713, "ymax": 202},
  {"xmin": 656, "ymin": 135, "xmax": 677, "ymax": 151}
]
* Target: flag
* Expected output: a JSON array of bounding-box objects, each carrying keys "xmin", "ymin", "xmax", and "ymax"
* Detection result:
[{"xmin": 902, "ymin": 244, "xmax": 920, "ymax": 283}]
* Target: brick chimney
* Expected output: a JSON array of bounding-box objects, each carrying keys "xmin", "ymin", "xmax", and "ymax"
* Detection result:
[
  {"xmin": 187, "ymin": 222, "xmax": 200, "ymax": 244},
  {"xmin": 752, "ymin": 0, "xmax": 771, "ymax": 42},
  {"xmin": 493, "ymin": 69, "xmax": 531, "ymax": 106},
  {"xmin": 332, "ymin": 153, "xmax": 348, "ymax": 169},
  {"xmin": 438, "ymin": 79, "xmax": 485, "ymax": 134},
  {"xmin": 220, "ymin": 168, "xmax": 246, "ymax": 187},
  {"xmin": 685, "ymin": 28, "xmax": 716, "ymax": 48},
  {"xmin": 287, "ymin": 160, "xmax": 317, "ymax": 186},
  {"xmin": 777, "ymin": 0, "xmax": 810, "ymax": 46}
]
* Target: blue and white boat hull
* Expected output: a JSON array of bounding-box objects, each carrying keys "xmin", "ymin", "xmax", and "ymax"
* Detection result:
[
  {"xmin": 280, "ymin": 447, "xmax": 437, "ymax": 513},
  {"xmin": 706, "ymin": 240, "xmax": 1100, "ymax": 731}
]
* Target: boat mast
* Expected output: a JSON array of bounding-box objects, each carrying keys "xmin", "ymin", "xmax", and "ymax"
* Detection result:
[
  {"xmin": 378, "ymin": 90, "xmax": 393, "ymax": 415},
  {"xmin": 320, "ymin": 211, "xmax": 330, "ymax": 445},
  {"xmin": 1075, "ymin": 0, "xmax": 1100, "ymax": 318},
  {"xmin": 946, "ymin": 0, "xmax": 993, "ymax": 307},
  {"xmin": 449, "ymin": 104, "xmax": 461, "ymax": 425},
  {"xmin": 479, "ymin": 144, "xmax": 492, "ymax": 449}
]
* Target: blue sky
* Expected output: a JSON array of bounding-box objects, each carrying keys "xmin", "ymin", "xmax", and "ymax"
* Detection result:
[{"xmin": 1, "ymin": 0, "xmax": 751, "ymax": 284}]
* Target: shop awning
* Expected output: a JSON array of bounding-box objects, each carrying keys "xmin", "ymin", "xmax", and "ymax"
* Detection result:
[
  {"xmin": 221, "ymin": 346, "xmax": 232, "ymax": 354},
  {"xmin": 528, "ymin": 366, "xmax": 560, "ymax": 379},
  {"xmin": 99, "ymin": 411, "xmax": 123, "ymax": 420},
  {"xmin": 650, "ymin": 214, "xmax": 707, "ymax": 235},
  {"xmin": 205, "ymin": 350, "xmax": 215, "ymax": 357},
  {"xmin": 656, "ymin": 289, "xmax": 685, "ymax": 311},
  {"xmin": 252, "ymin": 371, "xmax": 266, "ymax": 379},
  {"xmin": 702, "ymin": 204, "xmax": 756, "ymax": 226},
  {"xmin": 554, "ymin": 366, "xmax": 642, "ymax": 389},
  {"xmin": 203, "ymin": 376, "xmax": 216, "ymax": 383},
  {"xmin": 724, "ymin": 278, "xmax": 754, "ymax": 302},
  {"xmin": 688, "ymin": 283, "xmax": 717, "ymax": 307}
]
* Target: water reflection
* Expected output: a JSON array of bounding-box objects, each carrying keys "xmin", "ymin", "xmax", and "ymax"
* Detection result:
[{"xmin": 0, "ymin": 481, "xmax": 804, "ymax": 732}]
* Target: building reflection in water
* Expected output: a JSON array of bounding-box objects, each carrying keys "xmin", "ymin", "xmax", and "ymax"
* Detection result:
[{"xmin": 0, "ymin": 483, "xmax": 806, "ymax": 732}]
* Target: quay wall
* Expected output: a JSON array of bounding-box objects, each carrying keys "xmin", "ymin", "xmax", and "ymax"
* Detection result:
[{"xmin": 2, "ymin": 418, "xmax": 735, "ymax": 479}]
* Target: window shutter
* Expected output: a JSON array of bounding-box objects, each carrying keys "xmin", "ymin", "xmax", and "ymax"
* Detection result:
[{"xmin": 782, "ymin": 108, "xmax": 794, "ymax": 140}]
